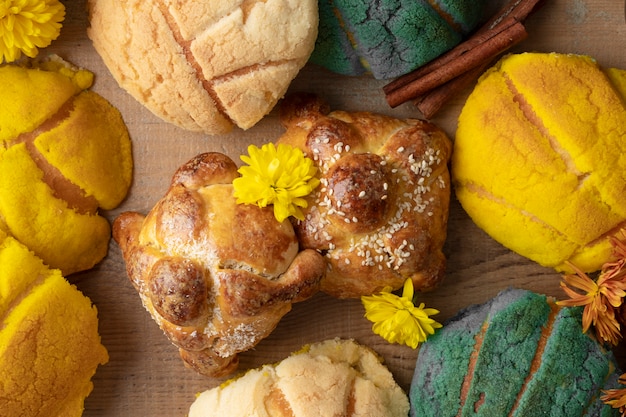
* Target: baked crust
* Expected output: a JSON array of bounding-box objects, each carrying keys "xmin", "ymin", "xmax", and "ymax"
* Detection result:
[
  {"xmin": 277, "ymin": 93, "xmax": 452, "ymax": 298},
  {"xmin": 87, "ymin": 0, "xmax": 318, "ymax": 134},
  {"xmin": 113, "ymin": 152, "xmax": 326, "ymax": 377},
  {"xmin": 188, "ymin": 338, "xmax": 410, "ymax": 417}
]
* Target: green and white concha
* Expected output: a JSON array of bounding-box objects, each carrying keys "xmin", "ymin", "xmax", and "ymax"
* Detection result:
[
  {"xmin": 410, "ymin": 288, "xmax": 622, "ymax": 417},
  {"xmin": 310, "ymin": 0, "xmax": 487, "ymax": 79}
]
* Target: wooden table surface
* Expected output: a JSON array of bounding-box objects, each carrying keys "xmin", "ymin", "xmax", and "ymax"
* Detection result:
[{"xmin": 42, "ymin": 0, "xmax": 626, "ymax": 415}]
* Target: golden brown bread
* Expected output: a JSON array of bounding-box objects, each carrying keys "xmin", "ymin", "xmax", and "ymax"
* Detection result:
[
  {"xmin": 113, "ymin": 152, "xmax": 326, "ymax": 377},
  {"xmin": 276, "ymin": 93, "xmax": 452, "ymax": 298}
]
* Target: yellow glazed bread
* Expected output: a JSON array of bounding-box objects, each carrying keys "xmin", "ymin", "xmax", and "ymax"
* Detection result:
[
  {"xmin": 113, "ymin": 152, "xmax": 326, "ymax": 377},
  {"xmin": 87, "ymin": 0, "xmax": 318, "ymax": 134},
  {"xmin": 276, "ymin": 94, "xmax": 452, "ymax": 298},
  {"xmin": 0, "ymin": 57, "xmax": 133, "ymax": 275},
  {"xmin": 188, "ymin": 338, "xmax": 409, "ymax": 417},
  {"xmin": 0, "ymin": 228, "xmax": 108, "ymax": 417},
  {"xmin": 453, "ymin": 52, "xmax": 626, "ymax": 272}
]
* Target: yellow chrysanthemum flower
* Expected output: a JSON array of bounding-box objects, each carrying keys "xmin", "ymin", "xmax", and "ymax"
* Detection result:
[
  {"xmin": 361, "ymin": 279, "xmax": 442, "ymax": 349},
  {"xmin": 233, "ymin": 143, "xmax": 320, "ymax": 222},
  {"xmin": 0, "ymin": 0, "xmax": 65, "ymax": 63}
]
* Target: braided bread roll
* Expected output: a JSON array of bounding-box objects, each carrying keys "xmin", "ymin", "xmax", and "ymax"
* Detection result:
[
  {"xmin": 113, "ymin": 152, "xmax": 326, "ymax": 377},
  {"xmin": 276, "ymin": 94, "xmax": 452, "ymax": 298},
  {"xmin": 188, "ymin": 338, "xmax": 409, "ymax": 417}
]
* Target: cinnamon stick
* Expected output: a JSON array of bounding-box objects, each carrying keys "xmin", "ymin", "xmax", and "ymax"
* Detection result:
[
  {"xmin": 385, "ymin": 18, "xmax": 528, "ymax": 108},
  {"xmin": 383, "ymin": 0, "xmax": 548, "ymax": 113},
  {"xmin": 414, "ymin": 63, "xmax": 490, "ymax": 119}
]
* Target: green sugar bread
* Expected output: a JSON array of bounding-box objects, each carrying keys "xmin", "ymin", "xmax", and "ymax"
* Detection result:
[
  {"xmin": 310, "ymin": 0, "xmax": 487, "ymax": 79},
  {"xmin": 410, "ymin": 288, "xmax": 622, "ymax": 417}
]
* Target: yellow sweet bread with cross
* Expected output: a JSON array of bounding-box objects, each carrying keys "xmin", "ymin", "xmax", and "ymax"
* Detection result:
[
  {"xmin": 0, "ymin": 227, "xmax": 108, "ymax": 416},
  {"xmin": 0, "ymin": 56, "xmax": 132, "ymax": 275},
  {"xmin": 453, "ymin": 52, "xmax": 626, "ymax": 272}
]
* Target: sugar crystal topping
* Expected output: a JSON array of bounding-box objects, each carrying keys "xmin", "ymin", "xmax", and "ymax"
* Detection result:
[{"xmin": 301, "ymin": 135, "xmax": 446, "ymax": 271}]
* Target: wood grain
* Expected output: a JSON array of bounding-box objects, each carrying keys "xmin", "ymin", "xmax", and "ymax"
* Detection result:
[{"xmin": 37, "ymin": 0, "xmax": 626, "ymax": 415}]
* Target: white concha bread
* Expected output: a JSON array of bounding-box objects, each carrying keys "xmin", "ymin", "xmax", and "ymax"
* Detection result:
[
  {"xmin": 87, "ymin": 0, "xmax": 318, "ymax": 134},
  {"xmin": 188, "ymin": 338, "xmax": 410, "ymax": 417}
]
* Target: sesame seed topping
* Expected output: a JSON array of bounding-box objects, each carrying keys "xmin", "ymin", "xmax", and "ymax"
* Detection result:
[{"xmin": 300, "ymin": 143, "xmax": 447, "ymax": 274}]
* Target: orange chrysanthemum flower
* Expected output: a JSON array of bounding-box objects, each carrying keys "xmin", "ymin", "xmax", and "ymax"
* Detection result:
[
  {"xmin": 602, "ymin": 373, "xmax": 626, "ymax": 416},
  {"xmin": 605, "ymin": 230, "xmax": 626, "ymax": 282},
  {"xmin": 557, "ymin": 230, "xmax": 626, "ymax": 346},
  {"xmin": 557, "ymin": 263, "xmax": 625, "ymax": 345}
]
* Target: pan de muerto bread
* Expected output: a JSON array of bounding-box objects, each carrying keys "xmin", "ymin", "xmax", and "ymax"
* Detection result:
[
  {"xmin": 113, "ymin": 152, "xmax": 326, "ymax": 377},
  {"xmin": 276, "ymin": 94, "xmax": 452, "ymax": 298}
]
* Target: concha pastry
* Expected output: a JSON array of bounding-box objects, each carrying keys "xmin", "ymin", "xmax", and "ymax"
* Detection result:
[
  {"xmin": 0, "ymin": 57, "xmax": 132, "ymax": 275},
  {"xmin": 0, "ymin": 228, "xmax": 108, "ymax": 417},
  {"xmin": 310, "ymin": 0, "xmax": 487, "ymax": 79},
  {"xmin": 410, "ymin": 288, "xmax": 622, "ymax": 417},
  {"xmin": 453, "ymin": 52, "xmax": 626, "ymax": 273},
  {"xmin": 87, "ymin": 0, "xmax": 318, "ymax": 134},
  {"xmin": 189, "ymin": 338, "xmax": 410, "ymax": 417}
]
